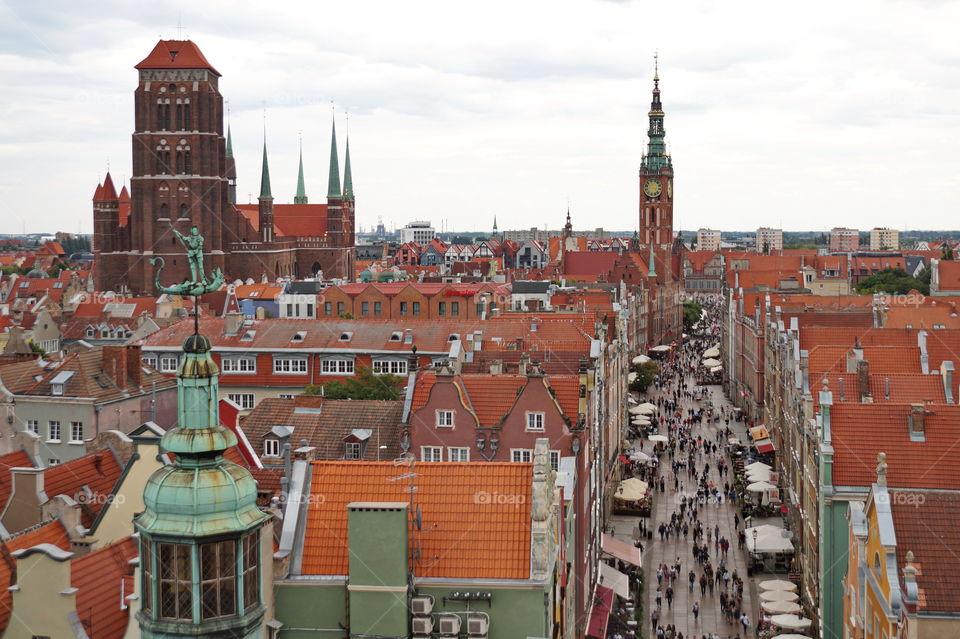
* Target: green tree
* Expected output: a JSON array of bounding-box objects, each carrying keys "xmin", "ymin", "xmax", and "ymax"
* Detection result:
[
  {"xmin": 855, "ymin": 268, "xmax": 929, "ymax": 296},
  {"xmin": 629, "ymin": 361, "xmax": 659, "ymax": 393},
  {"xmin": 303, "ymin": 366, "xmax": 404, "ymax": 400},
  {"xmin": 683, "ymin": 300, "xmax": 703, "ymax": 332},
  {"xmin": 942, "ymin": 245, "xmax": 954, "ymax": 260}
]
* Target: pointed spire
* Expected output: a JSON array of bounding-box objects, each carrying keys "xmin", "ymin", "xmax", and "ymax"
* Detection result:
[
  {"xmin": 225, "ymin": 124, "xmax": 234, "ymax": 158},
  {"xmin": 647, "ymin": 241, "xmax": 657, "ymax": 278},
  {"xmin": 294, "ymin": 134, "xmax": 308, "ymax": 204},
  {"xmin": 643, "ymin": 53, "xmax": 670, "ymax": 171},
  {"xmin": 493, "ymin": 215, "xmax": 498, "ymax": 232},
  {"xmin": 101, "ymin": 172, "xmax": 118, "ymax": 200},
  {"xmin": 343, "ymin": 134, "xmax": 354, "ymax": 202},
  {"xmin": 259, "ymin": 141, "xmax": 272, "ymax": 200},
  {"xmin": 327, "ymin": 112, "xmax": 341, "ymax": 199}
]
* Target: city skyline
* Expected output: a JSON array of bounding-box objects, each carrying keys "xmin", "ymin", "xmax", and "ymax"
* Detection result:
[{"xmin": 3, "ymin": 0, "xmax": 960, "ymax": 235}]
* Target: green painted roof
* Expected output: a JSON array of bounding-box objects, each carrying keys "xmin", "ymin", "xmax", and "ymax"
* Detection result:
[
  {"xmin": 259, "ymin": 141, "xmax": 272, "ymax": 199},
  {"xmin": 327, "ymin": 118, "xmax": 341, "ymax": 198},
  {"xmin": 342, "ymin": 136, "xmax": 353, "ymax": 201},
  {"xmin": 226, "ymin": 125, "xmax": 234, "ymax": 158},
  {"xmin": 295, "ymin": 143, "xmax": 308, "ymax": 204}
]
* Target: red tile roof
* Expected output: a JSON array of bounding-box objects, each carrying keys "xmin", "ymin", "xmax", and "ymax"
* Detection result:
[
  {"xmin": 562, "ymin": 252, "xmax": 619, "ymax": 279},
  {"xmin": 0, "ymin": 450, "xmax": 33, "ymax": 510},
  {"xmin": 301, "ymin": 462, "xmax": 532, "ymax": 579},
  {"xmin": 937, "ymin": 260, "xmax": 960, "ymax": 290},
  {"xmin": 72, "ymin": 536, "xmax": 138, "ymax": 639},
  {"xmin": 890, "ymin": 490, "xmax": 960, "ymax": 612},
  {"xmin": 44, "ymin": 450, "xmax": 123, "ymax": 529},
  {"xmin": 236, "ymin": 203, "xmax": 329, "ymax": 238},
  {"xmin": 135, "ymin": 40, "xmax": 219, "ymax": 75},
  {"xmin": 830, "ymin": 404, "xmax": 960, "ymax": 488},
  {"xmin": 5, "ymin": 518, "xmax": 71, "ymax": 553},
  {"xmin": 0, "ymin": 543, "xmax": 11, "ymax": 635}
]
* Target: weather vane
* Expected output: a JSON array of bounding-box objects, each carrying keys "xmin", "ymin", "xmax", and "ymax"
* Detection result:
[{"xmin": 150, "ymin": 225, "xmax": 225, "ymax": 334}]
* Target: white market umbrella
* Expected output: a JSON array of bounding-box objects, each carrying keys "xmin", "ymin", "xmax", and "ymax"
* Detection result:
[
  {"xmin": 747, "ymin": 469, "xmax": 772, "ymax": 481},
  {"xmin": 702, "ymin": 358, "xmax": 722, "ymax": 368},
  {"xmin": 760, "ymin": 589, "xmax": 799, "ymax": 602},
  {"xmin": 771, "ymin": 635, "xmax": 812, "ymax": 639},
  {"xmin": 746, "ymin": 462, "xmax": 772, "ymax": 471},
  {"xmin": 760, "ymin": 579, "xmax": 799, "ymax": 592},
  {"xmin": 648, "ymin": 434, "xmax": 669, "ymax": 443},
  {"xmin": 762, "ymin": 601, "xmax": 802, "ymax": 615},
  {"xmin": 632, "ymin": 417, "xmax": 652, "ymax": 425},
  {"xmin": 630, "ymin": 451, "xmax": 651, "ymax": 462},
  {"xmin": 703, "ymin": 346, "xmax": 720, "ymax": 358},
  {"xmin": 728, "ymin": 437, "xmax": 742, "ymax": 445},
  {"xmin": 628, "ymin": 372, "xmax": 637, "ymax": 382},
  {"xmin": 628, "ymin": 406, "xmax": 646, "ymax": 415},
  {"xmin": 747, "ymin": 481, "xmax": 776, "ymax": 492},
  {"xmin": 710, "ymin": 365, "xmax": 723, "ymax": 373},
  {"xmin": 637, "ymin": 402, "xmax": 658, "ymax": 412},
  {"xmin": 614, "ymin": 478, "xmax": 649, "ymax": 501},
  {"xmin": 632, "ymin": 355, "xmax": 651, "ymax": 365},
  {"xmin": 628, "ymin": 396, "xmax": 637, "ymax": 404},
  {"xmin": 770, "ymin": 614, "xmax": 812, "ymax": 630}
]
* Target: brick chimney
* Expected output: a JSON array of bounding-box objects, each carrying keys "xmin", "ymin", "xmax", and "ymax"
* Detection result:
[
  {"xmin": 102, "ymin": 345, "xmax": 126, "ymax": 388},
  {"xmin": 908, "ymin": 403, "xmax": 925, "ymax": 439},
  {"xmin": 224, "ymin": 311, "xmax": 244, "ymax": 336},
  {"xmin": 857, "ymin": 359, "xmax": 871, "ymax": 402},
  {"xmin": 126, "ymin": 343, "xmax": 142, "ymax": 388}
]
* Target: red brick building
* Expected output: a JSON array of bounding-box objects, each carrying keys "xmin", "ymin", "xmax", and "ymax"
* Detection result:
[{"xmin": 93, "ymin": 39, "xmax": 355, "ymax": 294}]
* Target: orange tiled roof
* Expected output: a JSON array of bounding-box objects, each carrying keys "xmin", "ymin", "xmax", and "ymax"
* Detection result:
[
  {"xmin": 890, "ymin": 490, "xmax": 960, "ymax": 612},
  {"xmin": 830, "ymin": 404, "xmax": 960, "ymax": 488},
  {"xmin": 72, "ymin": 536, "xmax": 138, "ymax": 639},
  {"xmin": 301, "ymin": 462, "xmax": 532, "ymax": 579},
  {"xmin": 44, "ymin": 450, "xmax": 123, "ymax": 529},
  {"xmin": 0, "ymin": 450, "xmax": 33, "ymax": 510},
  {"xmin": 5, "ymin": 518, "xmax": 70, "ymax": 553},
  {"xmin": 937, "ymin": 260, "xmax": 960, "ymax": 290},
  {"xmin": 236, "ymin": 203, "xmax": 328, "ymax": 238},
  {"xmin": 135, "ymin": 39, "xmax": 219, "ymax": 74}
]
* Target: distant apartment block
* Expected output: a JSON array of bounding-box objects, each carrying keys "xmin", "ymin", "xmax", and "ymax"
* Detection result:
[
  {"xmin": 830, "ymin": 227, "xmax": 859, "ymax": 252},
  {"xmin": 697, "ymin": 228, "xmax": 722, "ymax": 251},
  {"xmin": 501, "ymin": 227, "xmax": 610, "ymax": 242},
  {"xmin": 756, "ymin": 227, "xmax": 783, "ymax": 252},
  {"xmin": 398, "ymin": 221, "xmax": 435, "ymax": 244},
  {"xmin": 869, "ymin": 227, "xmax": 900, "ymax": 250}
]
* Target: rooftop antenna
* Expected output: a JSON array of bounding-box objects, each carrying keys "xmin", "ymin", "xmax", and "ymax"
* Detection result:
[{"xmin": 176, "ymin": 12, "xmax": 184, "ymax": 39}]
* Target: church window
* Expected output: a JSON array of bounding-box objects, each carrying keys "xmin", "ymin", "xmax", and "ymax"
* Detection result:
[
  {"xmin": 158, "ymin": 542, "xmax": 193, "ymax": 620},
  {"xmin": 242, "ymin": 532, "xmax": 260, "ymax": 611},
  {"xmin": 159, "ymin": 203, "xmax": 168, "ymax": 219},
  {"xmin": 175, "ymin": 103, "xmax": 183, "ymax": 130},
  {"xmin": 200, "ymin": 539, "xmax": 237, "ymax": 619},
  {"xmin": 184, "ymin": 150, "xmax": 192, "ymax": 174},
  {"xmin": 176, "ymin": 151, "xmax": 183, "ymax": 174},
  {"xmin": 184, "ymin": 102, "xmax": 191, "ymax": 129},
  {"xmin": 179, "ymin": 203, "xmax": 188, "ymax": 219}
]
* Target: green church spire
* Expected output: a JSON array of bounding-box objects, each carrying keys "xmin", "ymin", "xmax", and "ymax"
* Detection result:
[
  {"xmin": 327, "ymin": 116, "xmax": 341, "ymax": 199},
  {"xmin": 226, "ymin": 124, "xmax": 234, "ymax": 158},
  {"xmin": 342, "ymin": 135, "xmax": 354, "ymax": 202},
  {"xmin": 294, "ymin": 136, "xmax": 308, "ymax": 204},
  {"xmin": 259, "ymin": 140, "xmax": 272, "ymax": 200},
  {"xmin": 642, "ymin": 53, "xmax": 672, "ymax": 171}
]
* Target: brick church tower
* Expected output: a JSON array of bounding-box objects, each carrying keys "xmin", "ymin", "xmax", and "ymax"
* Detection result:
[{"xmin": 638, "ymin": 57, "xmax": 674, "ymax": 248}]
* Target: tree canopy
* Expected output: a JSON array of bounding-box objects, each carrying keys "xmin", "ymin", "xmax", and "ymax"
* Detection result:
[
  {"xmin": 854, "ymin": 267, "xmax": 929, "ymax": 296},
  {"xmin": 629, "ymin": 361, "xmax": 659, "ymax": 393},
  {"xmin": 303, "ymin": 366, "xmax": 405, "ymax": 401},
  {"xmin": 683, "ymin": 300, "xmax": 703, "ymax": 332}
]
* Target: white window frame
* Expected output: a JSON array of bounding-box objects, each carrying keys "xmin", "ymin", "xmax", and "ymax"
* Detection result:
[
  {"xmin": 511, "ymin": 448, "xmax": 532, "ymax": 463},
  {"xmin": 372, "ymin": 359, "xmax": 408, "ymax": 375},
  {"xmin": 263, "ymin": 439, "xmax": 280, "ymax": 457},
  {"xmin": 159, "ymin": 355, "xmax": 179, "ymax": 373},
  {"xmin": 221, "ymin": 356, "xmax": 257, "ymax": 373},
  {"xmin": 47, "ymin": 420, "xmax": 61, "ymax": 443},
  {"xmin": 273, "ymin": 356, "xmax": 308, "ymax": 374},
  {"xmin": 26, "ymin": 419, "xmax": 38, "ymax": 435},
  {"xmin": 421, "ymin": 446, "xmax": 443, "ymax": 462},
  {"xmin": 48, "ymin": 458, "xmax": 60, "ymax": 466},
  {"xmin": 227, "ymin": 393, "xmax": 255, "ymax": 410},
  {"xmin": 448, "ymin": 447, "xmax": 470, "ymax": 462},
  {"xmin": 525, "ymin": 411, "xmax": 545, "ymax": 431},
  {"xmin": 345, "ymin": 442, "xmax": 362, "ymax": 460},
  {"xmin": 320, "ymin": 358, "xmax": 354, "ymax": 375},
  {"xmin": 143, "ymin": 354, "xmax": 158, "ymax": 368},
  {"xmin": 436, "ymin": 410, "xmax": 454, "ymax": 428},
  {"xmin": 278, "ymin": 393, "xmax": 295, "ymax": 399},
  {"xmin": 70, "ymin": 421, "xmax": 83, "ymax": 443},
  {"xmin": 550, "ymin": 450, "xmax": 560, "ymax": 471}
]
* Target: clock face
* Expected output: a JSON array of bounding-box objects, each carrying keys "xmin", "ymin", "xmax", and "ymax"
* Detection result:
[{"xmin": 644, "ymin": 180, "xmax": 662, "ymax": 198}]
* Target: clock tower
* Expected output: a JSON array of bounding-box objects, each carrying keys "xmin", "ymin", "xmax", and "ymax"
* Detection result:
[{"xmin": 639, "ymin": 57, "xmax": 674, "ymax": 247}]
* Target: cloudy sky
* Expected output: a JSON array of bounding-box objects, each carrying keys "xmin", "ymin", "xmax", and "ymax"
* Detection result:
[{"xmin": 2, "ymin": 0, "xmax": 959, "ymax": 236}]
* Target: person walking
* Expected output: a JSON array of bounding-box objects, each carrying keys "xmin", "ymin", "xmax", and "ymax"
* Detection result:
[
  {"xmin": 739, "ymin": 612, "xmax": 750, "ymax": 636},
  {"xmin": 665, "ymin": 585, "xmax": 674, "ymax": 610},
  {"xmin": 688, "ymin": 569, "xmax": 696, "ymax": 593},
  {"xmin": 692, "ymin": 601, "xmax": 699, "ymax": 622}
]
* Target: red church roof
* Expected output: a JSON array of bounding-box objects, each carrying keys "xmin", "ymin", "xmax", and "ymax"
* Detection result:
[
  {"xmin": 235, "ymin": 203, "xmax": 329, "ymax": 238},
  {"xmin": 135, "ymin": 40, "xmax": 220, "ymax": 75}
]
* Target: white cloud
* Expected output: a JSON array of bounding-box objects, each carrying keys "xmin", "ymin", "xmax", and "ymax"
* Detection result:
[{"xmin": 2, "ymin": 0, "xmax": 960, "ymax": 234}]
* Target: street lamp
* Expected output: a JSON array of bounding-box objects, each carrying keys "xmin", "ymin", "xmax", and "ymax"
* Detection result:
[{"xmin": 753, "ymin": 529, "xmax": 758, "ymax": 554}]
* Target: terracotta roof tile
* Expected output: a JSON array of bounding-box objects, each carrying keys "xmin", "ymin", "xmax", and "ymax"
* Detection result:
[
  {"xmin": 890, "ymin": 490, "xmax": 960, "ymax": 612},
  {"xmin": 830, "ymin": 404, "xmax": 960, "ymax": 488},
  {"xmin": 5, "ymin": 518, "xmax": 71, "ymax": 553},
  {"xmin": 71, "ymin": 536, "xmax": 137, "ymax": 639},
  {"xmin": 301, "ymin": 462, "xmax": 531, "ymax": 579},
  {"xmin": 44, "ymin": 450, "xmax": 123, "ymax": 529},
  {"xmin": 135, "ymin": 39, "xmax": 219, "ymax": 74}
]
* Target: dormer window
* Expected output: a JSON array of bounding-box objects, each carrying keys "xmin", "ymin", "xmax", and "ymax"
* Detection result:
[
  {"xmin": 85, "ymin": 327, "xmax": 95, "ymax": 338},
  {"xmin": 390, "ymin": 331, "xmax": 402, "ymax": 341},
  {"xmin": 339, "ymin": 332, "xmax": 353, "ymax": 342},
  {"xmin": 291, "ymin": 331, "xmax": 307, "ymax": 342},
  {"xmin": 241, "ymin": 330, "xmax": 256, "ymax": 341},
  {"xmin": 248, "ymin": 291, "xmax": 259, "ymax": 297},
  {"xmin": 448, "ymin": 334, "xmax": 460, "ymax": 342}
]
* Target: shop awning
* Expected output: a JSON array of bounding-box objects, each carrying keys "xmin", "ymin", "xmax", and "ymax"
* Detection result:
[
  {"xmin": 750, "ymin": 426, "xmax": 770, "ymax": 440},
  {"xmin": 586, "ymin": 585, "xmax": 615, "ymax": 639},
  {"xmin": 755, "ymin": 438, "xmax": 776, "ymax": 454},
  {"xmin": 599, "ymin": 562, "xmax": 631, "ymax": 599},
  {"xmin": 601, "ymin": 533, "xmax": 642, "ymax": 566}
]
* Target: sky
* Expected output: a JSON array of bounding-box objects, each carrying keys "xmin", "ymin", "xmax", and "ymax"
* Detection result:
[{"xmin": 2, "ymin": 0, "xmax": 960, "ymax": 236}]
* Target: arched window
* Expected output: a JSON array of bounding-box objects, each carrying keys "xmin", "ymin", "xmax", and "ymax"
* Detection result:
[
  {"xmin": 159, "ymin": 203, "xmax": 168, "ymax": 219},
  {"xmin": 183, "ymin": 102, "xmax": 191, "ymax": 130},
  {"xmin": 176, "ymin": 151, "xmax": 183, "ymax": 174},
  {"xmin": 175, "ymin": 103, "xmax": 183, "ymax": 130},
  {"xmin": 184, "ymin": 150, "xmax": 191, "ymax": 174},
  {"xmin": 179, "ymin": 203, "xmax": 188, "ymax": 219},
  {"xmin": 156, "ymin": 102, "xmax": 164, "ymax": 130}
]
